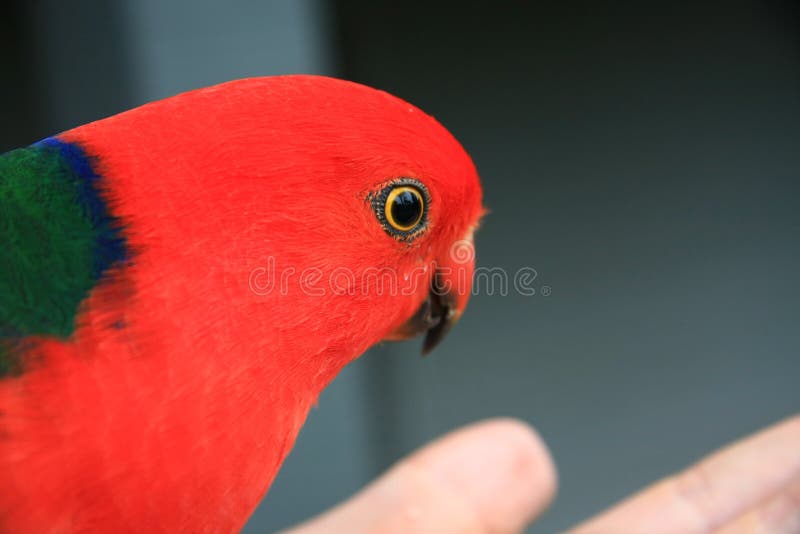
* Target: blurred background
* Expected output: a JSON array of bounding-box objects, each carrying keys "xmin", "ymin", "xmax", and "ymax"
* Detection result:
[{"xmin": 3, "ymin": 1, "xmax": 798, "ymax": 531}]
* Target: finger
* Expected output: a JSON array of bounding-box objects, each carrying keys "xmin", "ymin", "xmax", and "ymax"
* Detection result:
[
  {"xmin": 570, "ymin": 414, "xmax": 800, "ymax": 534},
  {"xmin": 283, "ymin": 418, "xmax": 557, "ymax": 534},
  {"xmin": 713, "ymin": 476, "xmax": 800, "ymax": 534}
]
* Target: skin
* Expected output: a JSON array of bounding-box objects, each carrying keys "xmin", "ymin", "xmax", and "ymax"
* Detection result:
[{"xmin": 285, "ymin": 414, "xmax": 800, "ymax": 533}]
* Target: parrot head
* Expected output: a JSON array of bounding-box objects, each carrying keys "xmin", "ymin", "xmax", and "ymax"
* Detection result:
[
  {"xmin": 182, "ymin": 77, "xmax": 480, "ymax": 354},
  {"xmin": 282, "ymin": 76, "xmax": 485, "ymax": 356},
  {"xmin": 269, "ymin": 77, "xmax": 486, "ymax": 356}
]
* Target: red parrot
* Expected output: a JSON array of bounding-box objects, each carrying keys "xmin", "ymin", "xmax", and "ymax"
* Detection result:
[{"xmin": 0, "ymin": 75, "xmax": 483, "ymax": 532}]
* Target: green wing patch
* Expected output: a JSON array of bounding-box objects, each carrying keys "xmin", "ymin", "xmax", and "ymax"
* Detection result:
[{"xmin": 0, "ymin": 140, "xmax": 126, "ymax": 375}]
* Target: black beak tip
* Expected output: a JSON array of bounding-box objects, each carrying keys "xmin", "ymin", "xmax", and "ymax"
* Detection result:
[
  {"xmin": 420, "ymin": 293, "xmax": 458, "ymax": 356},
  {"xmin": 421, "ymin": 320, "xmax": 451, "ymax": 356}
]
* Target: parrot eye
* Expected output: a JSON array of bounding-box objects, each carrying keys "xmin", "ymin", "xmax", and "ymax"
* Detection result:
[
  {"xmin": 370, "ymin": 179, "xmax": 429, "ymax": 241},
  {"xmin": 386, "ymin": 187, "xmax": 424, "ymax": 230}
]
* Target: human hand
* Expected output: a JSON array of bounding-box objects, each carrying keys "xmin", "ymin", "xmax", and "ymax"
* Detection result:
[{"xmin": 283, "ymin": 415, "xmax": 800, "ymax": 533}]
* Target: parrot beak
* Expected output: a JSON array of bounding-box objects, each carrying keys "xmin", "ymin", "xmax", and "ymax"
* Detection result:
[
  {"xmin": 421, "ymin": 271, "xmax": 459, "ymax": 355},
  {"xmin": 385, "ymin": 235, "xmax": 475, "ymax": 354},
  {"xmin": 385, "ymin": 269, "xmax": 462, "ymax": 356}
]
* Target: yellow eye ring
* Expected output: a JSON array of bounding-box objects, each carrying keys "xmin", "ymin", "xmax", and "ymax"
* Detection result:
[
  {"xmin": 370, "ymin": 179, "xmax": 430, "ymax": 241},
  {"xmin": 384, "ymin": 185, "xmax": 425, "ymax": 232}
]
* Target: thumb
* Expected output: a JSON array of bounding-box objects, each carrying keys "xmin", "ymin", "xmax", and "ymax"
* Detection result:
[{"xmin": 283, "ymin": 418, "xmax": 557, "ymax": 534}]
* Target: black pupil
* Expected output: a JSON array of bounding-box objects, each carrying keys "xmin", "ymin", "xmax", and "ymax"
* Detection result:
[{"xmin": 391, "ymin": 190, "xmax": 421, "ymax": 228}]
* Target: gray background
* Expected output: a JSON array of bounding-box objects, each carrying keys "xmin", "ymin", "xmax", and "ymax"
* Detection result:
[{"xmin": 2, "ymin": 2, "xmax": 798, "ymax": 532}]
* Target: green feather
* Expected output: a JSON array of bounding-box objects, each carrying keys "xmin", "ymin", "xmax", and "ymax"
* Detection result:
[{"xmin": 0, "ymin": 141, "xmax": 124, "ymax": 374}]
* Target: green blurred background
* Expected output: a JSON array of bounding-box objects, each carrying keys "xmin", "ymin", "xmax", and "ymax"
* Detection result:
[{"xmin": 3, "ymin": 1, "xmax": 798, "ymax": 531}]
